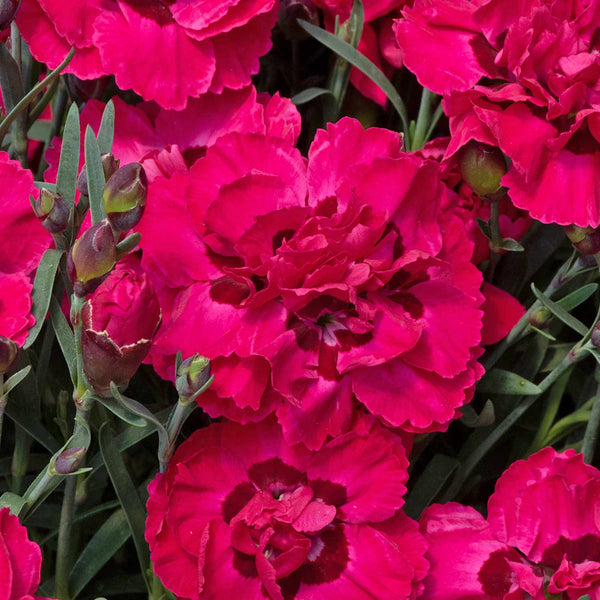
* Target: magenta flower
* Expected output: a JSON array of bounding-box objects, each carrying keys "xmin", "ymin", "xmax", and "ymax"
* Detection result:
[
  {"xmin": 146, "ymin": 416, "xmax": 428, "ymax": 600},
  {"xmin": 0, "ymin": 152, "xmax": 51, "ymax": 276},
  {"xmin": 142, "ymin": 118, "xmax": 485, "ymax": 448},
  {"xmin": 0, "ymin": 507, "xmax": 55, "ymax": 600},
  {"xmin": 17, "ymin": 0, "xmax": 279, "ymax": 109},
  {"xmin": 0, "ymin": 273, "xmax": 34, "ymax": 348},
  {"xmin": 81, "ymin": 254, "xmax": 161, "ymax": 395},
  {"xmin": 45, "ymin": 88, "xmax": 301, "ymax": 185},
  {"xmin": 420, "ymin": 447, "xmax": 600, "ymax": 600},
  {"xmin": 395, "ymin": 0, "xmax": 600, "ymax": 226}
]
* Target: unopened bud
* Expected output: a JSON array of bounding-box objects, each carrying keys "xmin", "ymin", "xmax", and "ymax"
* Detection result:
[
  {"xmin": 592, "ymin": 323, "xmax": 600, "ymax": 347},
  {"xmin": 33, "ymin": 189, "xmax": 70, "ymax": 233},
  {"xmin": 103, "ymin": 163, "xmax": 147, "ymax": 232},
  {"xmin": 176, "ymin": 354, "xmax": 211, "ymax": 400},
  {"xmin": 77, "ymin": 153, "xmax": 120, "ymax": 197},
  {"xmin": 278, "ymin": 0, "xmax": 319, "ymax": 40},
  {"xmin": 565, "ymin": 225, "xmax": 600, "ymax": 255},
  {"xmin": 67, "ymin": 221, "xmax": 116, "ymax": 296},
  {"xmin": 0, "ymin": 336, "xmax": 18, "ymax": 374},
  {"xmin": 54, "ymin": 446, "xmax": 86, "ymax": 475},
  {"xmin": 0, "ymin": 0, "xmax": 18, "ymax": 30},
  {"xmin": 529, "ymin": 307, "xmax": 551, "ymax": 329},
  {"xmin": 459, "ymin": 141, "xmax": 507, "ymax": 198}
]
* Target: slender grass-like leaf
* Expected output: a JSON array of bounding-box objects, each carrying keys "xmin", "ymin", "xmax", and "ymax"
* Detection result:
[
  {"xmin": 291, "ymin": 87, "xmax": 333, "ymax": 105},
  {"xmin": 99, "ymin": 424, "xmax": 150, "ymax": 591},
  {"xmin": 298, "ymin": 18, "xmax": 409, "ymax": 136},
  {"xmin": 531, "ymin": 283, "xmax": 588, "ymax": 337},
  {"xmin": 404, "ymin": 454, "xmax": 459, "ymax": 519},
  {"xmin": 2, "ymin": 366, "xmax": 31, "ymax": 395},
  {"xmin": 49, "ymin": 296, "xmax": 76, "ymax": 383},
  {"xmin": 96, "ymin": 100, "xmax": 115, "ymax": 155},
  {"xmin": 69, "ymin": 508, "xmax": 131, "ymax": 597},
  {"xmin": 24, "ymin": 248, "xmax": 63, "ymax": 348},
  {"xmin": 84, "ymin": 126, "xmax": 106, "ymax": 224},
  {"xmin": 56, "ymin": 103, "xmax": 80, "ymax": 208},
  {"xmin": 477, "ymin": 368, "xmax": 541, "ymax": 395}
]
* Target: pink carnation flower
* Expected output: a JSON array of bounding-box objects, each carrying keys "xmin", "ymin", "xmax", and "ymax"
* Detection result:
[
  {"xmin": 0, "ymin": 152, "xmax": 51, "ymax": 276},
  {"xmin": 45, "ymin": 88, "xmax": 301, "ymax": 185},
  {"xmin": 17, "ymin": 0, "xmax": 279, "ymax": 109},
  {"xmin": 420, "ymin": 447, "xmax": 600, "ymax": 600},
  {"xmin": 395, "ymin": 0, "xmax": 600, "ymax": 226},
  {"xmin": 143, "ymin": 118, "xmax": 485, "ymax": 448},
  {"xmin": 0, "ymin": 507, "xmax": 55, "ymax": 600},
  {"xmin": 146, "ymin": 416, "xmax": 428, "ymax": 600},
  {"xmin": 0, "ymin": 273, "xmax": 34, "ymax": 347}
]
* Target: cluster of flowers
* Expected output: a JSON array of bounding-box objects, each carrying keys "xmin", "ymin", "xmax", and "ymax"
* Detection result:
[{"xmin": 1, "ymin": 0, "xmax": 600, "ymax": 598}]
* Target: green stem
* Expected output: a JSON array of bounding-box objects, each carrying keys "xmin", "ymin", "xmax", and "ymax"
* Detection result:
[
  {"xmin": 443, "ymin": 341, "xmax": 589, "ymax": 501},
  {"xmin": 0, "ymin": 47, "xmax": 75, "ymax": 142},
  {"xmin": 582, "ymin": 368, "xmax": 600, "ymax": 463},
  {"xmin": 411, "ymin": 88, "xmax": 433, "ymax": 151},
  {"xmin": 483, "ymin": 252, "xmax": 583, "ymax": 372},
  {"xmin": 11, "ymin": 425, "xmax": 32, "ymax": 495},
  {"xmin": 485, "ymin": 199, "xmax": 502, "ymax": 281},
  {"xmin": 55, "ymin": 476, "xmax": 77, "ymax": 600},
  {"xmin": 162, "ymin": 399, "xmax": 197, "ymax": 472},
  {"xmin": 71, "ymin": 294, "xmax": 87, "ymax": 403},
  {"xmin": 525, "ymin": 369, "xmax": 572, "ymax": 455}
]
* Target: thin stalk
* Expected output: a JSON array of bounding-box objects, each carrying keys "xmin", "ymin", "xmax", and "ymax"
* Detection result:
[
  {"xmin": 0, "ymin": 47, "xmax": 75, "ymax": 142},
  {"xmin": 410, "ymin": 88, "xmax": 433, "ymax": 151},
  {"xmin": 485, "ymin": 199, "xmax": 502, "ymax": 281},
  {"xmin": 11, "ymin": 425, "xmax": 32, "ymax": 494},
  {"xmin": 55, "ymin": 476, "xmax": 77, "ymax": 600},
  {"xmin": 484, "ymin": 252, "xmax": 583, "ymax": 371},
  {"xmin": 424, "ymin": 101, "xmax": 444, "ymax": 142},
  {"xmin": 582, "ymin": 368, "xmax": 600, "ymax": 463},
  {"xmin": 443, "ymin": 341, "xmax": 589, "ymax": 501}
]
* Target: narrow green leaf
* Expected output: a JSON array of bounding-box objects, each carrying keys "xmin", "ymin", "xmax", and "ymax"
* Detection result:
[
  {"xmin": 499, "ymin": 237, "xmax": 524, "ymax": 252},
  {"xmin": 460, "ymin": 399, "xmax": 495, "ymax": 428},
  {"xmin": 2, "ymin": 366, "xmax": 31, "ymax": 395},
  {"xmin": 56, "ymin": 103, "xmax": 80, "ymax": 207},
  {"xmin": 556, "ymin": 283, "xmax": 598, "ymax": 312},
  {"xmin": 531, "ymin": 283, "xmax": 588, "ymax": 337},
  {"xmin": 531, "ymin": 325, "xmax": 557, "ymax": 341},
  {"xmin": 291, "ymin": 87, "xmax": 333, "ymax": 105},
  {"xmin": 94, "ymin": 395, "xmax": 147, "ymax": 427},
  {"xmin": 475, "ymin": 218, "xmax": 491, "ymax": 239},
  {"xmin": 298, "ymin": 18, "xmax": 409, "ymax": 136},
  {"xmin": 34, "ymin": 181, "xmax": 57, "ymax": 192},
  {"xmin": 84, "ymin": 125, "xmax": 106, "ymax": 224},
  {"xmin": 585, "ymin": 347, "xmax": 600, "ymax": 364},
  {"xmin": 110, "ymin": 383, "xmax": 169, "ymax": 460},
  {"xmin": 477, "ymin": 368, "xmax": 542, "ymax": 395},
  {"xmin": 69, "ymin": 508, "xmax": 130, "ymax": 597},
  {"xmin": 99, "ymin": 424, "xmax": 150, "ymax": 590},
  {"xmin": 0, "ymin": 492, "xmax": 28, "ymax": 515},
  {"xmin": 97, "ymin": 99, "xmax": 115, "ymax": 155},
  {"xmin": 24, "ymin": 249, "xmax": 63, "ymax": 348},
  {"xmin": 49, "ymin": 296, "xmax": 76, "ymax": 383},
  {"xmin": 404, "ymin": 454, "xmax": 459, "ymax": 519}
]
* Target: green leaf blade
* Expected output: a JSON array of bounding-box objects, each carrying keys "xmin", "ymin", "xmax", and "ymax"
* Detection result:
[
  {"xmin": 97, "ymin": 100, "xmax": 115, "ymax": 155},
  {"xmin": 56, "ymin": 103, "xmax": 80, "ymax": 208},
  {"xmin": 99, "ymin": 424, "xmax": 151, "ymax": 591},
  {"xmin": 24, "ymin": 248, "xmax": 63, "ymax": 349},
  {"xmin": 84, "ymin": 126, "xmax": 106, "ymax": 225},
  {"xmin": 477, "ymin": 368, "xmax": 542, "ymax": 395},
  {"xmin": 531, "ymin": 283, "xmax": 588, "ymax": 337}
]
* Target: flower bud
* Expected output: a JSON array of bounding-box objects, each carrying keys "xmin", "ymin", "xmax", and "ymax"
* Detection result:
[
  {"xmin": 81, "ymin": 255, "xmax": 160, "ymax": 396},
  {"xmin": 564, "ymin": 225, "xmax": 600, "ymax": 255},
  {"xmin": 0, "ymin": 336, "xmax": 18, "ymax": 374},
  {"xmin": 459, "ymin": 141, "xmax": 507, "ymax": 197},
  {"xmin": 33, "ymin": 188, "xmax": 70, "ymax": 233},
  {"xmin": 0, "ymin": 0, "xmax": 18, "ymax": 31},
  {"xmin": 53, "ymin": 446, "xmax": 86, "ymax": 475},
  {"xmin": 67, "ymin": 221, "xmax": 117, "ymax": 296},
  {"xmin": 103, "ymin": 163, "xmax": 147, "ymax": 232},
  {"xmin": 176, "ymin": 354, "xmax": 211, "ymax": 400},
  {"xmin": 278, "ymin": 0, "xmax": 319, "ymax": 40},
  {"xmin": 529, "ymin": 306, "xmax": 551, "ymax": 329},
  {"xmin": 592, "ymin": 322, "xmax": 600, "ymax": 347},
  {"xmin": 77, "ymin": 153, "xmax": 120, "ymax": 197}
]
